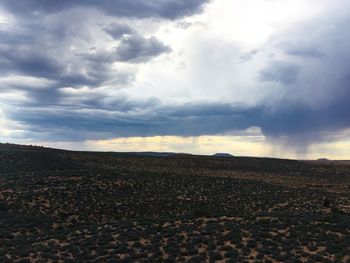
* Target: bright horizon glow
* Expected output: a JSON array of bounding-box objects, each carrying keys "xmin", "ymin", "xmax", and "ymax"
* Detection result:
[{"xmin": 23, "ymin": 132, "xmax": 350, "ymax": 160}]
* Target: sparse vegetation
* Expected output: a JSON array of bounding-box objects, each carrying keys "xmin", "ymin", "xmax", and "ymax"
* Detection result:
[{"xmin": 0, "ymin": 144, "xmax": 349, "ymax": 262}]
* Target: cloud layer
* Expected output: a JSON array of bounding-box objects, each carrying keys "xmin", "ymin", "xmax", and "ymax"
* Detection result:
[
  {"xmin": 1, "ymin": 0, "xmax": 350, "ymax": 152},
  {"xmin": 2, "ymin": 0, "xmax": 209, "ymax": 19}
]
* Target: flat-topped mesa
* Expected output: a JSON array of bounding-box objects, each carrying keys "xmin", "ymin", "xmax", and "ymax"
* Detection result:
[
  {"xmin": 317, "ymin": 158, "xmax": 331, "ymax": 162},
  {"xmin": 213, "ymin": 153, "xmax": 234, "ymax": 157}
]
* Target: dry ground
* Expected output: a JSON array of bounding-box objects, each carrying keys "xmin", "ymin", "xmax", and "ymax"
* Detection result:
[{"xmin": 0, "ymin": 144, "xmax": 349, "ymax": 262}]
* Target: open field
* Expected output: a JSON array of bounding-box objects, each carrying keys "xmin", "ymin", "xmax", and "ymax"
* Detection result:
[{"xmin": 0, "ymin": 144, "xmax": 349, "ymax": 262}]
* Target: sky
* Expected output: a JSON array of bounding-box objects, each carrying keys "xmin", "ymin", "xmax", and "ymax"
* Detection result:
[{"xmin": 1, "ymin": 0, "xmax": 350, "ymax": 159}]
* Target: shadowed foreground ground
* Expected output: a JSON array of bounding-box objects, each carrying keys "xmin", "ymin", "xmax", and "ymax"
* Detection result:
[{"xmin": 0, "ymin": 144, "xmax": 349, "ymax": 262}]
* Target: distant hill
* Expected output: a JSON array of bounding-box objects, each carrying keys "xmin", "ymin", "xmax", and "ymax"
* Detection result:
[
  {"xmin": 317, "ymin": 158, "xmax": 331, "ymax": 162},
  {"xmin": 213, "ymin": 153, "xmax": 234, "ymax": 157},
  {"xmin": 126, "ymin": 152, "xmax": 191, "ymax": 157},
  {"xmin": 1, "ymin": 142, "xmax": 337, "ymax": 175},
  {"xmin": 0, "ymin": 143, "xmax": 82, "ymax": 173},
  {"xmin": 0, "ymin": 143, "xmax": 49, "ymax": 152}
]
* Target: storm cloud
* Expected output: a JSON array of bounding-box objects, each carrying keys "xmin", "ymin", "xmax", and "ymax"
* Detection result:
[
  {"xmin": 1, "ymin": 0, "xmax": 350, "ymax": 153},
  {"xmin": 0, "ymin": 4, "xmax": 171, "ymax": 106},
  {"xmin": 1, "ymin": 0, "xmax": 209, "ymax": 19},
  {"xmin": 259, "ymin": 61, "xmax": 301, "ymax": 85},
  {"xmin": 103, "ymin": 22, "xmax": 134, "ymax": 39},
  {"xmin": 116, "ymin": 35, "xmax": 171, "ymax": 62},
  {"xmin": 279, "ymin": 42, "xmax": 326, "ymax": 59}
]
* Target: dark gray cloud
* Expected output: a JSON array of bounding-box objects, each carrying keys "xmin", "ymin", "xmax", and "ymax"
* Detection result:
[
  {"xmin": 1, "ymin": 0, "xmax": 209, "ymax": 20},
  {"xmin": 7, "ymin": 97, "xmax": 347, "ymax": 144},
  {"xmin": 259, "ymin": 61, "xmax": 300, "ymax": 85},
  {"xmin": 80, "ymin": 35, "xmax": 171, "ymax": 65},
  {"xmin": 103, "ymin": 22, "xmax": 134, "ymax": 39},
  {"xmin": 0, "ymin": 0, "xmax": 176, "ymax": 143},
  {"xmin": 0, "ymin": 20, "xmax": 108, "ymax": 86},
  {"xmin": 278, "ymin": 41, "xmax": 326, "ymax": 59},
  {"xmin": 0, "ymin": 11, "xmax": 169, "ymax": 107},
  {"xmin": 254, "ymin": 17, "xmax": 350, "ymax": 145},
  {"xmin": 4, "ymin": 69, "xmax": 350, "ymax": 146},
  {"xmin": 238, "ymin": 49, "xmax": 259, "ymax": 64},
  {"xmin": 0, "ymin": 48, "xmax": 64, "ymax": 79},
  {"xmin": 116, "ymin": 35, "xmax": 171, "ymax": 62},
  {"xmin": 6, "ymin": 102, "xmax": 261, "ymax": 141},
  {"xmin": 84, "ymin": 27, "xmax": 171, "ymax": 63}
]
